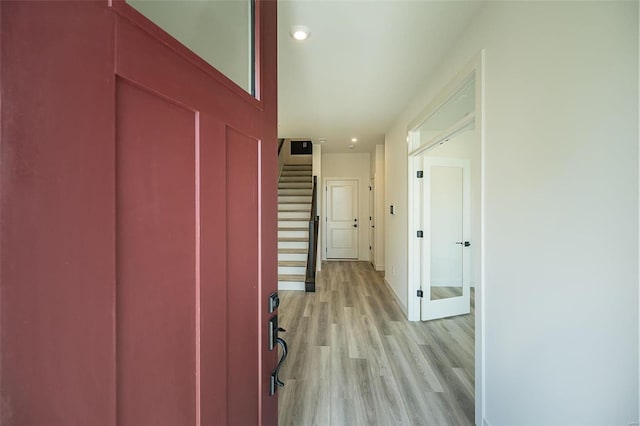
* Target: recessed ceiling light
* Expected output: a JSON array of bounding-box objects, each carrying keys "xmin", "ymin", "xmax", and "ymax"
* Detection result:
[
  {"xmin": 318, "ymin": 138, "xmax": 326, "ymax": 144},
  {"xmin": 348, "ymin": 144, "xmax": 355, "ymax": 149},
  {"xmin": 290, "ymin": 25, "xmax": 310, "ymax": 41},
  {"xmin": 351, "ymin": 137, "xmax": 358, "ymax": 142}
]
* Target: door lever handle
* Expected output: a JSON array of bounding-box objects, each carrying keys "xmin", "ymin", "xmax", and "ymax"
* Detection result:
[
  {"xmin": 269, "ymin": 336, "xmax": 289, "ymax": 395},
  {"xmin": 274, "ymin": 337, "xmax": 288, "ymax": 387},
  {"xmin": 456, "ymin": 241, "xmax": 471, "ymax": 247}
]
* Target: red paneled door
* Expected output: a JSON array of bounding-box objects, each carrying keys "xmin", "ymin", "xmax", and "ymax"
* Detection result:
[{"xmin": 0, "ymin": 1, "xmax": 278, "ymax": 425}]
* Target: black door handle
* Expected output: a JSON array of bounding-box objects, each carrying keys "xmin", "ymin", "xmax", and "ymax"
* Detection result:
[
  {"xmin": 455, "ymin": 241, "xmax": 471, "ymax": 247},
  {"xmin": 353, "ymin": 224, "xmax": 358, "ymax": 228},
  {"xmin": 269, "ymin": 335, "xmax": 289, "ymax": 396}
]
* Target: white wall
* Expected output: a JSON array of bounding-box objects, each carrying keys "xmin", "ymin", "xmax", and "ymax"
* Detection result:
[
  {"xmin": 385, "ymin": 2, "xmax": 638, "ymax": 425},
  {"xmin": 322, "ymin": 153, "xmax": 371, "ymax": 261}
]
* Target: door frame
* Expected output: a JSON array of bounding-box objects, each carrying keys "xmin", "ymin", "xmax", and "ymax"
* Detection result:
[
  {"xmin": 323, "ymin": 177, "xmax": 360, "ymax": 261},
  {"xmin": 406, "ymin": 51, "xmax": 485, "ymax": 424}
]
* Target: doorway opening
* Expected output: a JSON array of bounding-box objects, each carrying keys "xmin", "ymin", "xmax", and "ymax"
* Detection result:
[{"xmin": 407, "ymin": 52, "xmax": 484, "ymax": 423}]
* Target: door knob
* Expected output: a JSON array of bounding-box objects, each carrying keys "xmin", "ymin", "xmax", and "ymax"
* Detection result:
[{"xmin": 353, "ymin": 224, "xmax": 358, "ymax": 228}]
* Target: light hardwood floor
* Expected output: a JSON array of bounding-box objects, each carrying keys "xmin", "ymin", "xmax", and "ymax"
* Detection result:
[{"xmin": 278, "ymin": 261, "xmax": 474, "ymax": 426}]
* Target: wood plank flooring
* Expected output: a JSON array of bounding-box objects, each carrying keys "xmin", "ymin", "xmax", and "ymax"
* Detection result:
[{"xmin": 278, "ymin": 261, "xmax": 474, "ymax": 426}]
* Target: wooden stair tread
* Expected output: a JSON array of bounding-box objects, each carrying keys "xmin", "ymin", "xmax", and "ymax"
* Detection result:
[
  {"xmin": 278, "ymin": 218, "xmax": 309, "ymax": 221},
  {"xmin": 279, "ymin": 201, "xmax": 312, "ymax": 204},
  {"xmin": 278, "ymin": 274, "xmax": 306, "ymax": 282},
  {"xmin": 278, "ymin": 227, "xmax": 308, "ymax": 231},
  {"xmin": 278, "ymin": 209, "xmax": 311, "ymax": 212},
  {"xmin": 278, "ymin": 237, "xmax": 309, "ymax": 242},
  {"xmin": 278, "ymin": 261, "xmax": 306, "ymax": 267}
]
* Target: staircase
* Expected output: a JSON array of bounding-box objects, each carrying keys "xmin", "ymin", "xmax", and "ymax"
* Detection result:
[{"xmin": 278, "ymin": 161, "xmax": 313, "ymax": 290}]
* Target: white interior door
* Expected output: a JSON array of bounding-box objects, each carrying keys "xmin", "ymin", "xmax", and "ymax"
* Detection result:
[
  {"xmin": 326, "ymin": 179, "xmax": 358, "ymax": 259},
  {"xmin": 369, "ymin": 178, "xmax": 375, "ymax": 265},
  {"xmin": 421, "ymin": 157, "xmax": 471, "ymax": 321}
]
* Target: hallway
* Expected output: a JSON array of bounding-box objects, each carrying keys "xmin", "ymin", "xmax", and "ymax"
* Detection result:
[{"xmin": 278, "ymin": 262, "xmax": 474, "ymax": 425}]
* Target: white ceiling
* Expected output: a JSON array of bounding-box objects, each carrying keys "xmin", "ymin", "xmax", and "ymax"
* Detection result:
[{"xmin": 278, "ymin": 0, "xmax": 484, "ymax": 153}]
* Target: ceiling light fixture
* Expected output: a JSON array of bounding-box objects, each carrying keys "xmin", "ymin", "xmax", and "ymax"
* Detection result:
[
  {"xmin": 351, "ymin": 137, "xmax": 358, "ymax": 142},
  {"xmin": 290, "ymin": 25, "xmax": 310, "ymax": 41}
]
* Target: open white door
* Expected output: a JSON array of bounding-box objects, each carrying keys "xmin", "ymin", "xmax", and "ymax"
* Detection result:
[
  {"xmin": 326, "ymin": 179, "xmax": 359, "ymax": 259},
  {"xmin": 421, "ymin": 157, "xmax": 471, "ymax": 321},
  {"xmin": 369, "ymin": 178, "xmax": 375, "ymax": 265}
]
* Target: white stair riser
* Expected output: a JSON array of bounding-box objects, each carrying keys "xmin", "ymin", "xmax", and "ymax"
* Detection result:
[
  {"xmin": 279, "ymin": 183, "xmax": 313, "ymax": 189},
  {"xmin": 278, "ymin": 196, "xmax": 312, "ymax": 203},
  {"xmin": 278, "ymin": 281, "xmax": 305, "ymax": 291},
  {"xmin": 278, "ymin": 266, "xmax": 306, "ymax": 275},
  {"xmin": 278, "ymin": 252, "xmax": 307, "ymax": 262},
  {"xmin": 278, "ymin": 230, "xmax": 309, "ymax": 239},
  {"xmin": 278, "ymin": 220, "xmax": 308, "ymax": 228},
  {"xmin": 278, "ymin": 241, "xmax": 307, "ymax": 249},
  {"xmin": 278, "ymin": 211, "xmax": 310, "ymax": 219},
  {"xmin": 279, "ymin": 204, "xmax": 311, "ymax": 211}
]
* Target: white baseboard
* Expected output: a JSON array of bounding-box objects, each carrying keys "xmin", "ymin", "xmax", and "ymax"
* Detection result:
[
  {"xmin": 375, "ymin": 263, "xmax": 384, "ymax": 271},
  {"xmin": 278, "ymin": 282, "xmax": 305, "ymax": 291},
  {"xmin": 383, "ymin": 277, "xmax": 407, "ymax": 317}
]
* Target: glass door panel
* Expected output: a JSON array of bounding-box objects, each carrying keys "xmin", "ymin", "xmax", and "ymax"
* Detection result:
[{"xmin": 129, "ymin": 0, "xmax": 255, "ymax": 95}]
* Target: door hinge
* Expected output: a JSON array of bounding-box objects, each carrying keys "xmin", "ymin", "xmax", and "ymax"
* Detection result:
[
  {"xmin": 417, "ymin": 289, "xmax": 424, "ymax": 298},
  {"xmin": 417, "ymin": 230, "xmax": 423, "ymax": 238},
  {"xmin": 369, "ymin": 245, "xmax": 372, "ymax": 250},
  {"xmin": 369, "ymin": 186, "xmax": 372, "ymax": 191},
  {"xmin": 417, "ymin": 171, "xmax": 423, "ymax": 178},
  {"xmin": 369, "ymin": 216, "xmax": 372, "ymax": 220}
]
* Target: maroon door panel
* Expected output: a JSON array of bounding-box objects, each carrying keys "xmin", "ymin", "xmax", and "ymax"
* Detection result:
[
  {"xmin": 226, "ymin": 128, "xmax": 260, "ymax": 425},
  {"xmin": 116, "ymin": 79, "xmax": 197, "ymax": 426},
  {"xmin": 199, "ymin": 114, "xmax": 229, "ymax": 426},
  {"xmin": 1, "ymin": 1, "xmax": 278, "ymax": 425},
  {"xmin": 0, "ymin": 2, "xmax": 116, "ymax": 425}
]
